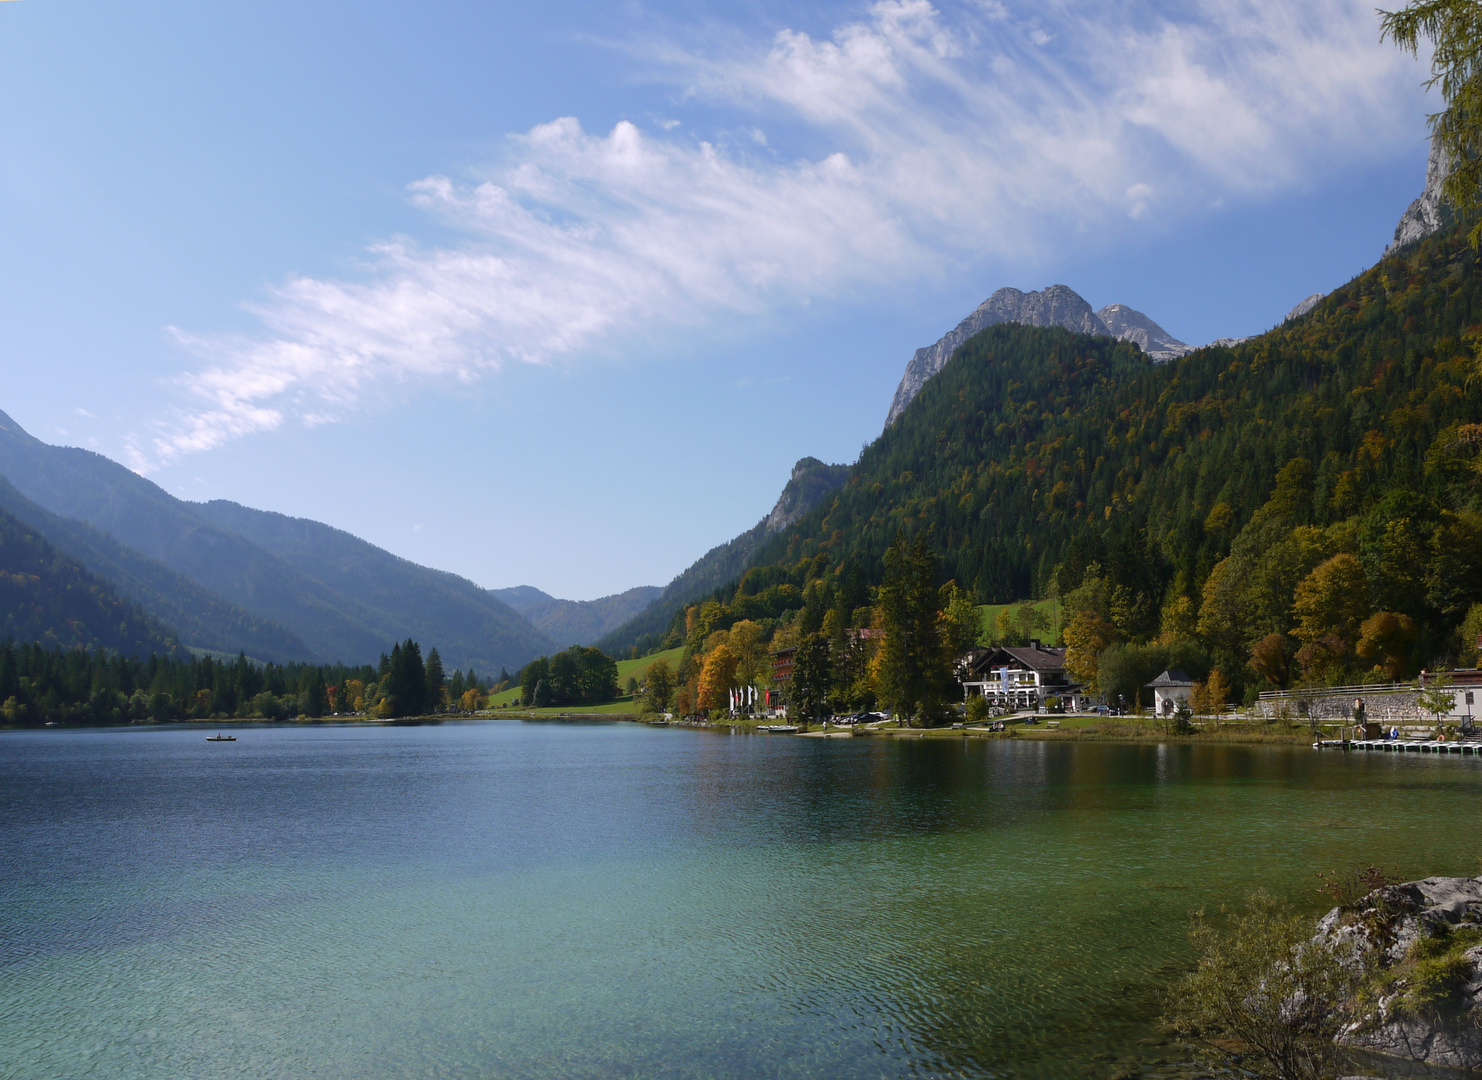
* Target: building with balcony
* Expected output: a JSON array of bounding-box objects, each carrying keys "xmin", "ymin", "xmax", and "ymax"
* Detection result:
[{"xmin": 960, "ymin": 640, "xmax": 1090, "ymax": 712}]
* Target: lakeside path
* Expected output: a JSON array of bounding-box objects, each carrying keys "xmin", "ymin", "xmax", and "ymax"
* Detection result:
[{"xmin": 496, "ymin": 711, "xmax": 1323, "ymax": 744}]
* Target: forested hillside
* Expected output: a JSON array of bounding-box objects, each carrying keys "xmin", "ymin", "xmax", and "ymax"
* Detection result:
[
  {"xmin": 0, "ymin": 507, "xmax": 181, "ymax": 659},
  {"xmin": 596, "ymin": 457, "xmax": 847, "ymax": 656},
  {"xmin": 0, "ymin": 475, "xmax": 308, "ymax": 661},
  {"xmin": 647, "ymin": 218, "xmax": 1482, "ymax": 701}
]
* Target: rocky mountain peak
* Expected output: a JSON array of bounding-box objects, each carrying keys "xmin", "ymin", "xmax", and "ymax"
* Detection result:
[
  {"xmin": 883, "ymin": 286, "xmax": 1190, "ymax": 428},
  {"xmin": 1095, "ymin": 304, "xmax": 1191, "ymax": 362},
  {"xmin": 1390, "ymin": 134, "xmax": 1453, "ymax": 252},
  {"xmin": 1285, "ymin": 293, "xmax": 1324, "ymax": 321},
  {"xmin": 764, "ymin": 457, "xmax": 850, "ymax": 534}
]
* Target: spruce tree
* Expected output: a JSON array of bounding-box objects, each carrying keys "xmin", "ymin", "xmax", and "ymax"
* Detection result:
[
  {"xmin": 424, "ymin": 647, "xmax": 445, "ymax": 712},
  {"xmin": 303, "ymin": 670, "xmax": 327, "ymax": 718}
]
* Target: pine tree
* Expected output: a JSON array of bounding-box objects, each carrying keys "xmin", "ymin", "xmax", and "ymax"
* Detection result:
[
  {"xmin": 303, "ymin": 670, "xmax": 328, "ymax": 718},
  {"xmin": 424, "ymin": 647, "xmax": 446, "ymax": 712},
  {"xmin": 875, "ymin": 534, "xmax": 955, "ymax": 725}
]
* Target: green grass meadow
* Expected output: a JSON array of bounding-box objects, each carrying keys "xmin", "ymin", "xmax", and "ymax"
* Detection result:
[
  {"xmin": 976, "ymin": 598, "xmax": 1062, "ymax": 644},
  {"xmin": 484, "ymin": 645, "xmax": 685, "ymax": 715}
]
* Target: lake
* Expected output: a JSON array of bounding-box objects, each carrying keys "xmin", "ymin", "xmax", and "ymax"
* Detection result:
[{"xmin": 2, "ymin": 722, "xmax": 1479, "ymax": 1079}]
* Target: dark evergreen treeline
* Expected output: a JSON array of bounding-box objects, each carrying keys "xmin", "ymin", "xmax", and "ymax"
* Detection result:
[
  {"xmin": 0, "ymin": 506, "xmax": 181, "ymax": 659},
  {"xmin": 621, "ymin": 219, "xmax": 1482, "ymax": 695},
  {"xmin": 0, "ymin": 637, "xmax": 500, "ymax": 727},
  {"xmin": 0, "ymin": 640, "xmax": 375, "ymax": 726}
]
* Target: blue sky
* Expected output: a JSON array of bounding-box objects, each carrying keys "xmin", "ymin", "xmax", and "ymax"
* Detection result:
[{"xmin": 0, "ymin": 0, "xmax": 1436, "ymax": 600}]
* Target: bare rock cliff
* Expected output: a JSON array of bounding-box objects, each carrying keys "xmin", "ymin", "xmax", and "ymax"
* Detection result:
[
  {"xmin": 1096, "ymin": 303, "xmax": 1192, "ymax": 363},
  {"xmin": 1390, "ymin": 135, "xmax": 1452, "ymax": 252}
]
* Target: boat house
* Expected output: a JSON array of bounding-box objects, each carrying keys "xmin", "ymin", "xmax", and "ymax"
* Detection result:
[
  {"xmin": 1146, "ymin": 669, "xmax": 1196, "ymax": 716},
  {"xmin": 960, "ymin": 641, "xmax": 1088, "ymax": 712}
]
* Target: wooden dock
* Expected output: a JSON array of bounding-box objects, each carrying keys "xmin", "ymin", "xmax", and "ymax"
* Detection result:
[{"xmin": 1314, "ymin": 738, "xmax": 1482, "ymax": 755}]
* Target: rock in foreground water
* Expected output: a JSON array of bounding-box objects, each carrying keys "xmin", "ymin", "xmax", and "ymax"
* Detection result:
[{"xmin": 1317, "ymin": 876, "xmax": 1482, "ymax": 1070}]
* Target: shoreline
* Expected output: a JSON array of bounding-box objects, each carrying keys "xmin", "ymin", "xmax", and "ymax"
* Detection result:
[{"xmin": 0, "ymin": 713, "xmax": 1374, "ymax": 747}]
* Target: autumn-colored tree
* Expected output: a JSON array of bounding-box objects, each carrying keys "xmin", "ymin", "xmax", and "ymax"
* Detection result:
[
  {"xmin": 1458, "ymin": 601, "xmax": 1482, "ymax": 666},
  {"xmin": 1295, "ymin": 633, "xmax": 1349, "ymax": 684},
  {"xmin": 1355, "ymin": 611, "xmax": 1419, "ymax": 680},
  {"xmin": 1249, "ymin": 633, "xmax": 1290, "ymax": 689},
  {"xmin": 460, "ymin": 687, "xmax": 487, "ymax": 712},
  {"xmin": 1197, "ymin": 556, "xmax": 1252, "ymax": 657},
  {"xmin": 1192, "ymin": 667, "xmax": 1232, "ymax": 716},
  {"xmin": 644, "ymin": 659, "xmax": 676, "ymax": 712},
  {"xmin": 696, "ymin": 644, "xmax": 738, "ymax": 711},
  {"xmin": 1063, "ymin": 609, "xmax": 1117, "ymax": 690},
  {"xmin": 942, "ymin": 583, "xmax": 981, "ymax": 659},
  {"xmin": 727, "ymin": 620, "xmax": 767, "ymax": 692},
  {"xmin": 1158, "ymin": 594, "xmax": 1199, "ymax": 645},
  {"xmin": 1291, "ymin": 554, "xmax": 1370, "ymax": 648}
]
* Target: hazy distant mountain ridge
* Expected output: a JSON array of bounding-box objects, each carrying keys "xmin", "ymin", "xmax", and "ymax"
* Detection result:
[
  {"xmin": 193, "ymin": 499, "xmax": 556, "ymax": 671},
  {"xmin": 489, "ymin": 584, "xmax": 661, "ymax": 646},
  {"xmin": 0, "ymin": 409, "xmax": 555, "ymax": 672}
]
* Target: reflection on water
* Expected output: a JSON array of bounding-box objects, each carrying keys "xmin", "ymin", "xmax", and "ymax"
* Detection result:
[{"xmin": 2, "ymin": 723, "xmax": 1479, "ymax": 1079}]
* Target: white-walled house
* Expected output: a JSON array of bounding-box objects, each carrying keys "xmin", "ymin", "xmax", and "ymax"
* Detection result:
[
  {"xmin": 960, "ymin": 641, "xmax": 1091, "ymax": 712},
  {"xmin": 1147, "ymin": 670, "xmax": 1196, "ymax": 716}
]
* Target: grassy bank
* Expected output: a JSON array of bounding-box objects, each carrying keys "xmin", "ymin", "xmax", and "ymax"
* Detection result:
[{"xmin": 484, "ymin": 645, "xmax": 686, "ymax": 716}]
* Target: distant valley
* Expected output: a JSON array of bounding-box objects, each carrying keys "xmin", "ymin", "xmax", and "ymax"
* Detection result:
[{"xmin": 489, "ymin": 584, "xmax": 661, "ymax": 647}]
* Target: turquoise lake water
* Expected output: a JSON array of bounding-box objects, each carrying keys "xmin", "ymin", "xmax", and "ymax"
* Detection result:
[{"xmin": 2, "ymin": 722, "xmax": 1480, "ymax": 1079}]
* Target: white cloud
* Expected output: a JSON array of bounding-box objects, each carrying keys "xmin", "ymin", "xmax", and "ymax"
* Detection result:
[{"xmin": 148, "ymin": 0, "xmax": 1427, "ymax": 464}]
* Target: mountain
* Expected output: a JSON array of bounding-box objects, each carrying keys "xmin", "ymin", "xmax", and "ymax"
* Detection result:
[
  {"xmin": 0, "ymin": 474, "xmax": 308, "ymax": 661},
  {"xmin": 650, "ymin": 213, "xmax": 1482, "ymax": 695},
  {"xmin": 1285, "ymin": 293, "xmax": 1325, "ymax": 322},
  {"xmin": 594, "ymin": 457, "xmax": 849, "ymax": 656},
  {"xmin": 489, "ymin": 584, "xmax": 662, "ymax": 647},
  {"xmin": 0, "ymin": 410, "xmax": 555, "ymax": 672},
  {"xmin": 1095, "ymin": 304, "xmax": 1192, "ymax": 362},
  {"xmin": 191, "ymin": 499, "xmax": 558, "ymax": 672},
  {"xmin": 0, "ymin": 504, "xmax": 181, "ymax": 658},
  {"xmin": 1390, "ymin": 135, "xmax": 1452, "ymax": 252},
  {"xmin": 883, "ymin": 286, "xmax": 1191, "ymax": 427}
]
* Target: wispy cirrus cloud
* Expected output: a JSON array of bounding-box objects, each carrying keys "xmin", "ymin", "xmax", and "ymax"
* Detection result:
[{"xmin": 143, "ymin": 0, "xmax": 1426, "ymax": 466}]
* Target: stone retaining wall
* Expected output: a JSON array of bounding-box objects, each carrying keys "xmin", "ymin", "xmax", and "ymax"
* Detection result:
[{"xmin": 1252, "ymin": 689, "xmax": 1422, "ymax": 722}]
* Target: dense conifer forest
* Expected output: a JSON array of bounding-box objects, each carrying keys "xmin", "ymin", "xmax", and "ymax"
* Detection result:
[{"xmin": 0, "ymin": 637, "xmax": 497, "ymax": 727}]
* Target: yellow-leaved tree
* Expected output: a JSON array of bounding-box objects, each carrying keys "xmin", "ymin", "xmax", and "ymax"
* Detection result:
[{"xmin": 696, "ymin": 645, "xmax": 738, "ymax": 712}]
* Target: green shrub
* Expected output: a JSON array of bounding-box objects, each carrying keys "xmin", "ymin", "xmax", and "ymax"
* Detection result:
[{"xmin": 1167, "ymin": 891, "xmax": 1362, "ymax": 1080}]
